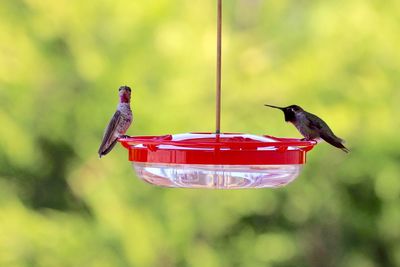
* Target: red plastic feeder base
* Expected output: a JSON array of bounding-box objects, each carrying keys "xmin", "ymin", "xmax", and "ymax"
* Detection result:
[{"xmin": 118, "ymin": 133, "xmax": 316, "ymax": 189}]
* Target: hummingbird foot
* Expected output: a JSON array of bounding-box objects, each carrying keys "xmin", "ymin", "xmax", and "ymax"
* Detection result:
[
  {"xmin": 119, "ymin": 134, "xmax": 130, "ymax": 139},
  {"xmin": 301, "ymin": 137, "xmax": 319, "ymax": 142}
]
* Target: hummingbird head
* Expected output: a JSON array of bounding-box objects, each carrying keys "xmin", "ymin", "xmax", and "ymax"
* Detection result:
[
  {"xmin": 119, "ymin": 85, "xmax": 131, "ymax": 103},
  {"xmin": 264, "ymin": 104, "xmax": 303, "ymax": 122}
]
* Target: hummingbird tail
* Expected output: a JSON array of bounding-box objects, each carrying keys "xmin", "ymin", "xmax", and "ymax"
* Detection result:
[
  {"xmin": 98, "ymin": 138, "xmax": 118, "ymax": 158},
  {"xmin": 341, "ymin": 146, "xmax": 350, "ymax": 153},
  {"xmin": 320, "ymin": 133, "xmax": 349, "ymax": 153}
]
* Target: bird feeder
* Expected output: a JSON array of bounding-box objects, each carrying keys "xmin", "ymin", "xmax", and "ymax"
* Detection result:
[
  {"xmin": 118, "ymin": 0, "xmax": 317, "ymax": 188},
  {"xmin": 119, "ymin": 133, "xmax": 315, "ymax": 188}
]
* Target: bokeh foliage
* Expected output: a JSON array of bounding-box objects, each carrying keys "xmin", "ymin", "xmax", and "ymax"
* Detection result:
[{"xmin": 1, "ymin": 0, "xmax": 399, "ymax": 266}]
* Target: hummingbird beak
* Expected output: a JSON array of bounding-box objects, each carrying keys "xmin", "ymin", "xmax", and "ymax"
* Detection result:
[{"xmin": 264, "ymin": 104, "xmax": 284, "ymax": 110}]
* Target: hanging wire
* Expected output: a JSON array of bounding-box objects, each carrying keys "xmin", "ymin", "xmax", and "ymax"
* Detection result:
[{"xmin": 215, "ymin": 0, "xmax": 222, "ymax": 134}]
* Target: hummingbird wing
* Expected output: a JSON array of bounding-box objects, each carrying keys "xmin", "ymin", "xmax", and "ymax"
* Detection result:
[
  {"xmin": 305, "ymin": 112, "xmax": 336, "ymax": 136},
  {"xmin": 99, "ymin": 138, "xmax": 118, "ymax": 156},
  {"xmin": 306, "ymin": 112, "xmax": 349, "ymax": 153},
  {"xmin": 98, "ymin": 110, "xmax": 122, "ymax": 157}
]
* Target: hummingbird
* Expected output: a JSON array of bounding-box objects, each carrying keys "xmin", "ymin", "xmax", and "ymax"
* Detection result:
[
  {"xmin": 264, "ymin": 104, "xmax": 349, "ymax": 153},
  {"xmin": 98, "ymin": 85, "xmax": 133, "ymax": 158}
]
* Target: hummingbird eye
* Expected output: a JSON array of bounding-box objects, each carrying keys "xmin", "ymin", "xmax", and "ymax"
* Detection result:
[
  {"xmin": 118, "ymin": 86, "xmax": 132, "ymax": 93},
  {"xmin": 291, "ymin": 106, "xmax": 300, "ymax": 112}
]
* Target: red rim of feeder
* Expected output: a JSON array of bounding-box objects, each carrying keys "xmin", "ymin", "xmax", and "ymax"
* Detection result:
[{"xmin": 118, "ymin": 133, "xmax": 317, "ymax": 165}]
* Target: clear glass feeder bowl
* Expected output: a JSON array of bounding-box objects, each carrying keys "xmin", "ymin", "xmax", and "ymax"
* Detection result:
[
  {"xmin": 119, "ymin": 133, "xmax": 316, "ymax": 189},
  {"xmin": 133, "ymin": 163, "xmax": 302, "ymax": 189}
]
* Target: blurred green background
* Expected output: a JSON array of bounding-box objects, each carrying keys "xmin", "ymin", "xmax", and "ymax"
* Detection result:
[{"xmin": 0, "ymin": 0, "xmax": 399, "ymax": 266}]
